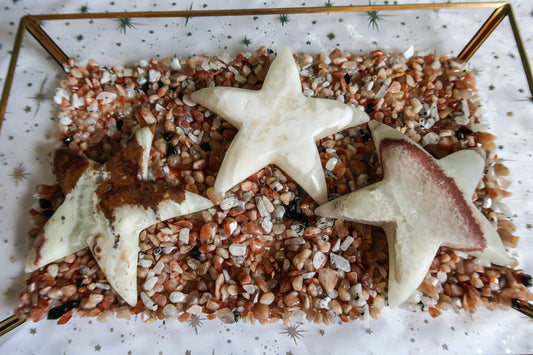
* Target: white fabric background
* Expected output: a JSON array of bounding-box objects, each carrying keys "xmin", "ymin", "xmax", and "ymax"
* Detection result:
[{"xmin": 0, "ymin": 0, "xmax": 532, "ymax": 354}]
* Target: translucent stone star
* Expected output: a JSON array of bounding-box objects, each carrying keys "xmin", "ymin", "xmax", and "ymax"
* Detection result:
[
  {"xmin": 25, "ymin": 127, "xmax": 213, "ymax": 306},
  {"xmin": 315, "ymin": 121, "xmax": 510, "ymax": 307},
  {"xmin": 191, "ymin": 49, "xmax": 369, "ymax": 204}
]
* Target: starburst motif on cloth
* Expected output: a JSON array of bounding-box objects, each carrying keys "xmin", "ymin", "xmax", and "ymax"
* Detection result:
[
  {"xmin": 187, "ymin": 314, "xmax": 204, "ymax": 335},
  {"xmin": 365, "ymin": 1, "xmax": 388, "ymax": 31},
  {"xmin": 10, "ymin": 163, "xmax": 30, "ymax": 185},
  {"xmin": 185, "ymin": 2, "xmax": 193, "ymax": 26},
  {"xmin": 191, "ymin": 49, "xmax": 369, "ymax": 204},
  {"xmin": 316, "ymin": 121, "xmax": 510, "ymax": 306},
  {"xmin": 115, "ymin": 17, "xmax": 141, "ymax": 34},
  {"xmin": 280, "ymin": 324, "xmax": 307, "ymax": 345},
  {"xmin": 28, "ymin": 76, "xmax": 51, "ymax": 116},
  {"xmin": 278, "ymin": 14, "xmax": 291, "ymax": 26},
  {"xmin": 24, "ymin": 127, "xmax": 213, "ymax": 305}
]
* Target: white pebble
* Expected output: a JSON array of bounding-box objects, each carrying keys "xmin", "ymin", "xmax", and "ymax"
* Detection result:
[
  {"xmin": 243, "ymin": 284, "xmax": 256, "ymax": 294},
  {"xmin": 261, "ymin": 218, "xmax": 273, "ymax": 233},
  {"xmin": 482, "ymin": 196, "xmax": 492, "ymax": 209},
  {"xmin": 170, "ymin": 57, "xmax": 181, "ymax": 70},
  {"xmin": 255, "ymin": 196, "xmax": 270, "ymax": 218},
  {"xmin": 301, "ymin": 272, "xmax": 316, "ymax": 279},
  {"xmin": 325, "ymin": 158, "xmax": 338, "ymax": 171},
  {"xmin": 421, "ymin": 132, "xmax": 440, "ymax": 146},
  {"xmin": 47, "ymin": 288, "xmax": 63, "ymax": 299},
  {"xmin": 285, "ymin": 237, "xmax": 305, "ymax": 245},
  {"xmin": 313, "ymin": 251, "xmax": 327, "ymax": 269},
  {"xmin": 162, "ymin": 304, "xmax": 178, "ymax": 317},
  {"xmin": 330, "ymin": 253, "xmax": 350, "ymax": 272},
  {"xmin": 53, "ymin": 88, "xmax": 71, "ymax": 104},
  {"xmin": 437, "ymin": 271, "xmax": 448, "ymax": 283},
  {"xmin": 350, "ymin": 283, "xmax": 366, "ymax": 307},
  {"xmin": 163, "ymin": 246, "xmax": 177, "ymax": 254},
  {"xmin": 260, "ymin": 292, "xmax": 275, "ymax": 305},
  {"xmin": 262, "ymin": 196, "xmax": 275, "ymax": 213},
  {"xmin": 95, "ymin": 283, "xmax": 111, "ymax": 290},
  {"xmin": 289, "ymin": 309, "xmax": 307, "ymax": 324},
  {"xmin": 272, "ymin": 223, "xmax": 286, "ymax": 235},
  {"xmin": 229, "ymin": 243, "xmax": 247, "ymax": 256},
  {"xmin": 431, "ymin": 59, "xmax": 442, "ymax": 70},
  {"xmin": 100, "ymin": 70, "xmax": 112, "ymax": 84},
  {"xmin": 317, "ymin": 217, "xmax": 334, "ymax": 229},
  {"xmin": 186, "ymin": 305, "xmax": 203, "ymax": 315},
  {"xmin": 187, "ymin": 258, "xmax": 201, "ymax": 270},
  {"xmin": 169, "ymin": 291, "xmax": 187, "ymax": 303},
  {"xmin": 140, "ymin": 292, "xmax": 158, "ymax": 311},
  {"xmin": 71, "ymin": 93, "xmax": 85, "ymax": 109},
  {"xmin": 405, "ymin": 290, "xmax": 422, "ymax": 304},
  {"xmin": 220, "ymin": 197, "xmax": 238, "ymax": 210},
  {"xmin": 46, "ymin": 264, "xmax": 59, "ymax": 278},
  {"xmin": 216, "ymin": 308, "xmax": 236, "ymax": 324},
  {"xmin": 272, "ymin": 205, "xmax": 285, "ymax": 219},
  {"xmin": 319, "ymin": 296, "xmax": 331, "ymax": 309},
  {"xmin": 148, "ymin": 69, "xmax": 161, "ymax": 83},
  {"xmin": 182, "ymin": 94, "xmax": 197, "ymax": 107},
  {"xmin": 340, "ymin": 236, "xmax": 354, "ymax": 252},
  {"xmin": 454, "ymin": 114, "xmax": 469, "ymax": 125},
  {"xmin": 179, "ymin": 228, "xmax": 190, "ymax": 243},
  {"xmin": 143, "ymin": 276, "xmax": 158, "ymax": 291}
]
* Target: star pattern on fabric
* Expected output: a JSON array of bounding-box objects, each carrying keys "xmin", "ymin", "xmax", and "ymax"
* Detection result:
[
  {"xmin": 191, "ymin": 49, "xmax": 369, "ymax": 204},
  {"xmin": 316, "ymin": 121, "xmax": 510, "ymax": 307},
  {"xmin": 25, "ymin": 126, "xmax": 213, "ymax": 305}
]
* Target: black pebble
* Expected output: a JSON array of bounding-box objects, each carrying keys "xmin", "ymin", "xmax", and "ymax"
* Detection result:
[
  {"xmin": 511, "ymin": 298, "xmax": 521, "ymax": 310},
  {"xmin": 233, "ymin": 309, "xmax": 241, "ymax": 322},
  {"xmin": 166, "ymin": 143, "xmax": 177, "ymax": 157},
  {"xmin": 189, "ymin": 246, "xmax": 201, "ymax": 260},
  {"xmin": 284, "ymin": 200, "xmax": 298, "ymax": 219},
  {"xmin": 140, "ymin": 82, "xmax": 150, "ymax": 94},
  {"xmin": 365, "ymin": 103, "xmax": 375, "ymax": 113},
  {"xmin": 43, "ymin": 210, "xmax": 54, "ymax": 219},
  {"xmin": 63, "ymin": 136, "xmax": 73, "ymax": 144},
  {"xmin": 75, "ymin": 279, "xmax": 84, "ymax": 288},
  {"xmin": 47, "ymin": 300, "xmax": 81, "ymax": 320},
  {"xmin": 522, "ymin": 274, "xmax": 532, "ymax": 287},
  {"xmin": 296, "ymin": 185, "xmax": 307, "ymax": 199},
  {"xmin": 298, "ymin": 215, "xmax": 310, "ymax": 227},
  {"xmin": 459, "ymin": 126, "xmax": 474, "ymax": 136},
  {"xmin": 116, "ymin": 119, "xmax": 124, "ymax": 131},
  {"xmin": 163, "ymin": 131, "xmax": 175, "ymax": 142},
  {"xmin": 344, "ymin": 73, "xmax": 352, "ymax": 84},
  {"xmin": 318, "ymin": 146, "xmax": 326, "ymax": 154},
  {"xmin": 455, "ymin": 130, "xmax": 465, "ymax": 140},
  {"xmin": 200, "ymin": 142, "xmax": 211, "ymax": 151},
  {"xmin": 39, "ymin": 199, "xmax": 52, "ymax": 209}
]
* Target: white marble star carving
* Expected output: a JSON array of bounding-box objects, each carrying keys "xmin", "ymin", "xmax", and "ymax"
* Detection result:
[
  {"xmin": 191, "ymin": 49, "xmax": 369, "ymax": 204},
  {"xmin": 25, "ymin": 126, "xmax": 213, "ymax": 306},
  {"xmin": 315, "ymin": 121, "xmax": 510, "ymax": 307}
]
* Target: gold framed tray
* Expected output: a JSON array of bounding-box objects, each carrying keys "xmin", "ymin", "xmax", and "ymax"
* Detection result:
[{"xmin": 0, "ymin": 2, "xmax": 531, "ymax": 354}]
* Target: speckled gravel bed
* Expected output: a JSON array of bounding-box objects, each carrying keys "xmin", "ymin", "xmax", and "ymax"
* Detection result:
[{"xmin": 16, "ymin": 47, "xmax": 533, "ymax": 325}]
